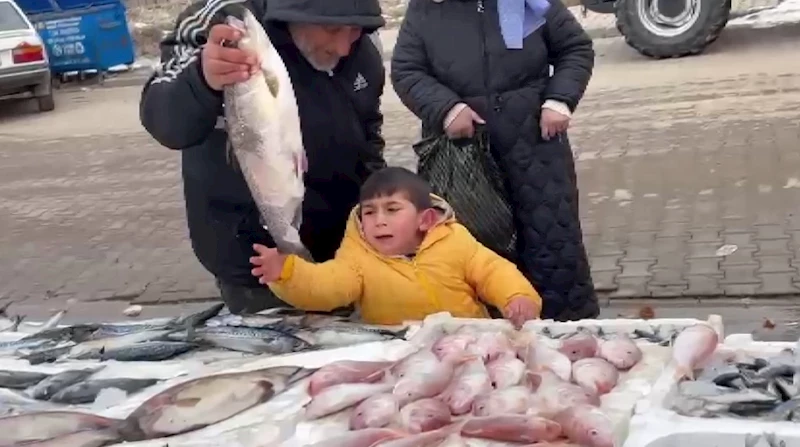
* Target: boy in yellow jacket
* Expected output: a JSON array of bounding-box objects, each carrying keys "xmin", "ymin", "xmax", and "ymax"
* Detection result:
[{"xmin": 250, "ymin": 167, "xmax": 542, "ymax": 328}]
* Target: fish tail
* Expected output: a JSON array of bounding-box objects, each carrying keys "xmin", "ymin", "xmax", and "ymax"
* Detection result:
[
  {"xmin": 115, "ymin": 417, "xmax": 147, "ymax": 442},
  {"xmin": 393, "ymin": 326, "xmax": 411, "ymax": 340}
]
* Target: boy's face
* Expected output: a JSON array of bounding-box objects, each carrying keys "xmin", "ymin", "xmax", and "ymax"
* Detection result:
[{"xmin": 360, "ymin": 193, "xmax": 435, "ymax": 256}]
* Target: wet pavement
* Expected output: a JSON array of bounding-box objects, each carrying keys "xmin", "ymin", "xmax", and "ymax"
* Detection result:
[{"xmin": 1, "ymin": 27, "xmax": 800, "ymax": 326}]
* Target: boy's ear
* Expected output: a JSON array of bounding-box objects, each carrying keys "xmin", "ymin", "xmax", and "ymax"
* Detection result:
[{"xmin": 418, "ymin": 208, "xmax": 438, "ymax": 232}]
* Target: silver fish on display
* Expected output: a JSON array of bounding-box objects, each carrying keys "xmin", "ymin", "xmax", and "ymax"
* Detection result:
[
  {"xmin": 0, "ymin": 411, "xmax": 122, "ymax": 447},
  {"xmin": 223, "ymin": 8, "xmax": 311, "ymax": 259},
  {"xmin": 95, "ymin": 340, "xmax": 196, "ymax": 362},
  {"xmin": 180, "ymin": 325, "xmax": 312, "ymax": 354},
  {"xmin": 294, "ymin": 324, "xmax": 410, "ymax": 349},
  {"xmin": 26, "ymin": 368, "xmax": 101, "ymax": 401},
  {"xmin": 50, "ymin": 378, "xmax": 159, "ymax": 405},
  {"xmin": 119, "ymin": 366, "xmax": 314, "ymax": 441},
  {"xmin": 0, "ymin": 370, "xmax": 51, "ymax": 390}
]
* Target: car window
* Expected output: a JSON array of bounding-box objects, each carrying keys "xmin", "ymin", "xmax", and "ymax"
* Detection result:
[{"xmin": 0, "ymin": 4, "xmax": 29, "ymax": 32}]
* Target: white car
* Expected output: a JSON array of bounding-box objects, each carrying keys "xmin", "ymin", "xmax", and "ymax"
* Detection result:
[{"xmin": 0, "ymin": 0, "xmax": 54, "ymax": 112}]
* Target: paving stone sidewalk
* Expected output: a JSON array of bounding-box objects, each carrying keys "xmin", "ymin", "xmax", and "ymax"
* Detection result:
[{"xmin": 1, "ymin": 28, "xmax": 800, "ymax": 308}]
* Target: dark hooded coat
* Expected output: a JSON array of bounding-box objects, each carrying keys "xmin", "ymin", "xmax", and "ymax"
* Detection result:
[
  {"xmin": 140, "ymin": 0, "xmax": 387, "ymax": 289},
  {"xmin": 391, "ymin": 0, "xmax": 599, "ymax": 320}
]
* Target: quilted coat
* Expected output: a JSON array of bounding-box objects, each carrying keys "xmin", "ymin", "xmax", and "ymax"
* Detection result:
[{"xmin": 390, "ymin": 0, "xmax": 599, "ymax": 320}]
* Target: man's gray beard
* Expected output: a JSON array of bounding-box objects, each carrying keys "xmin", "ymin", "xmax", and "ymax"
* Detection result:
[{"xmin": 300, "ymin": 50, "xmax": 338, "ymax": 72}]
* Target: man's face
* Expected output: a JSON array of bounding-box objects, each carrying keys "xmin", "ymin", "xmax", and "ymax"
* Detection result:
[{"xmin": 288, "ymin": 23, "xmax": 363, "ymax": 71}]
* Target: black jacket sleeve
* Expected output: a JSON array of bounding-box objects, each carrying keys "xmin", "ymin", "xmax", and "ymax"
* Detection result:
[
  {"xmin": 139, "ymin": 2, "xmax": 232, "ymax": 150},
  {"xmin": 542, "ymin": 0, "xmax": 595, "ymax": 112},
  {"xmin": 390, "ymin": 0, "xmax": 461, "ymax": 131},
  {"xmin": 361, "ymin": 35, "xmax": 388, "ymax": 175}
]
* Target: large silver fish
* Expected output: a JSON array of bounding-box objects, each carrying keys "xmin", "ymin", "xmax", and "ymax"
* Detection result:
[
  {"xmin": 223, "ymin": 8, "xmax": 311, "ymax": 259},
  {"xmin": 0, "ymin": 411, "xmax": 122, "ymax": 447},
  {"xmin": 118, "ymin": 365, "xmax": 315, "ymax": 441}
]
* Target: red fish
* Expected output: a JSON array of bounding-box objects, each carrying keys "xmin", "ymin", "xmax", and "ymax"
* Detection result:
[
  {"xmin": 672, "ymin": 324, "xmax": 719, "ymax": 380},
  {"xmin": 597, "ymin": 335, "xmax": 642, "ymax": 371},
  {"xmin": 554, "ymin": 405, "xmax": 616, "ymax": 447},
  {"xmin": 460, "ymin": 415, "xmax": 562, "ymax": 443},
  {"xmin": 431, "ymin": 334, "xmax": 476, "ymax": 361},
  {"xmin": 349, "ymin": 393, "xmax": 399, "ymax": 430},
  {"xmin": 527, "ymin": 370, "xmax": 600, "ymax": 418},
  {"xmin": 439, "ymin": 358, "xmax": 493, "ymax": 415},
  {"xmin": 307, "ymin": 360, "xmax": 393, "ymax": 396},
  {"xmin": 558, "ymin": 330, "xmax": 599, "ymax": 362},
  {"xmin": 571, "ymin": 357, "xmax": 619, "ymax": 396},
  {"xmin": 398, "ymin": 398, "xmax": 452, "ymax": 434}
]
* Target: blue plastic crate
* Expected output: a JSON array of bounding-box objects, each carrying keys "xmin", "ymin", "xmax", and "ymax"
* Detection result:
[{"xmin": 28, "ymin": 2, "xmax": 135, "ymax": 74}]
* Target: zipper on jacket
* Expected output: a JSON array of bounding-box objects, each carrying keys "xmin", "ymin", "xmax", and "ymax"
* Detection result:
[
  {"xmin": 410, "ymin": 258, "xmax": 442, "ymax": 312},
  {"xmin": 476, "ymin": 0, "xmax": 495, "ymax": 117}
]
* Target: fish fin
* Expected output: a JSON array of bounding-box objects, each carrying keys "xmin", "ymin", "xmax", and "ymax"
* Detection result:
[
  {"xmin": 175, "ymin": 397, "xmax": 202, "ymax": 408},
  {"xmin": 745, "ymin": 433, "xmax": 763, "ymax": 447},
  {"xmin": 262, "ymin": 68, "xmax": 280, "ymax": 98},
  {"xmin": 0, "ymin": 299, "xmax": 14, "ymax": 316}
]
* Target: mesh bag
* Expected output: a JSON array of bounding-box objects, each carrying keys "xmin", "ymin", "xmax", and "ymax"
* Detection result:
[{"xmin": 414, "ymin": 129, "xmax": 517, "ymax": 261}]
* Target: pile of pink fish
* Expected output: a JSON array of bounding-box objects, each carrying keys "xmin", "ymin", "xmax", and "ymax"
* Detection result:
[{"xmin": 302, "ymin": 326, "xmax": 650, "ymax": 447}]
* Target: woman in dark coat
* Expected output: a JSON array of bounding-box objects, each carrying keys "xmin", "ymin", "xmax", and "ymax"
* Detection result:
[{"xmin": 390, "ymin": 0, "xmax": 598, "ymax": 320}]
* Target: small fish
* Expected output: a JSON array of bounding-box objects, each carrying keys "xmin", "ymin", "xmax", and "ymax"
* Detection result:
[
  {"xmin": 26, "ymin": 368, "xmax": 100, "ymax": 401},
  {"xmin": 431, "ymin": 334, "xmax": 476, "ymax": 361},
  {"xmin": 349, "ymin": 393, "xmax": 399, "ymax": 430},
  {"xmin": 308, "ymin": 360, "xmax": 393, "ymax": 396},
  {"xmin": 50, "ymin": 378, "xmax": 159, "ymax": 405},
  {"xmin": 294, "ymin": 324, "xmax": 409, "ymax": 349},
  {"xmin": 90, "ymin": 303, "xmax": 225, "ymax": 340},
  {"xmin": 205, "ymin": 313, "xmax": 286, "ymax": 330},
  {"xmin": 672, "ymin": 324, "xmax": 719, "ymax": 381},
  {"xmin": 697, "ymin": 359, "xmax": 741, "ymax": 387},
  {"xmin": 68, "ymin": 329, "xmax": 178, "ymax": 360},
  {"xmin": 307, "ymin": 428, "xmax": 406, "ymax": 447},
  {"xmin": 183, "ymin": 326, "xmax": 312, "ymax": 354},
  {"xmin": 572, "ymin": 357, "xmax": 620, "ymax": 396},
  {"xmin": 378, "ymin": 423, "xmax": 463, "ymax": 447},
  {"xmin": 19, "ymin": 324, "xmax": 99, "ymax": 344},
  {"xmin": 521, "ymin": 338, "xmax": 572, "ymax": 382},
  {"xmin": 598, "ymin": 335, "xmax": 642, "ymax": 371},
  {"xmin": 471, "ymin": 332, "xmax": 515, "ymax": 362},
  {"xmin": 554, "ymin": 404, "xmax": 615, "ymax": 447},
  {"xmin": 96, "ymin": 341, "xmax": 196, "ymax": 362},
  {"xmin": 223, "ymin": 9, "xmax": 311, "ymax": 258},
  {"xmin": 559, "ymin": 329, "xmax": 599, "ymax": 362},
  {"xmin": 0, "ymin": 411, "xmax": 122, "ymax": 447},
  {"xmin": 486, "ymin": 354, "xmax": 525, "ymax": 389},
  {"xmin": 472, "ymin": 386, "xmax": 531, "ymax": 416},
  {"xmin": 393, "ymin": 355, "xmax": 470, "ymax": 406},
  {"xmin": 440, "ymin": 358, "xmax": 493, "ymax": 415},
  {"xmin": 527, "ymin": 370, "xmax": 600, "ymax": 418},
  {"xmin": 119, "ymin": 366, "xmax": 314, "ymax": 441},
  {"xmin": 399, "ymin": 398, "xmax": 452, "ymax": 433},
  {"xmin": 460, "ymin": 415, "xmax": 562, "ymax": 443},
  {"xmin": 174, "ymin": 302, "xmax": 226, "ymax": 327},
  {"xmin": 392, "ymin": 349, "xmax": 440, "ymax": 380},
  {"xmin": 0, "ymin": 370, "xmax": 51, "ymax": 390},
  {"xmin": 305, "ymin": 382, "xmax": 394, "ymax": 420},
  {"xmin": 20, "ymin": 343, "xmax": 75, "ymax": 364},
  {"xmin": 14, "ymin": 428, "xmax": 121, "ymax": 447}
]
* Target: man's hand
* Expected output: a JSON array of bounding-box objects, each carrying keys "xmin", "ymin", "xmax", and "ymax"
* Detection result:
[
  {"xmin": 540, "ymin": 108, "xmax": 570, "ymax": 141},
  {"xmin": 503, "ymin": 296, "xmax": 540, "ymax": 329},
  {"xmin": 201, "ymin": 24, "xmax": 260, "ymax": 91},
  {"xmin": 250, "ymin": 244, "xmax": 288, "ymax": 284},
  {"xmin": 445, "ymin": 105, "xmax": 485, "ymax": 139}
]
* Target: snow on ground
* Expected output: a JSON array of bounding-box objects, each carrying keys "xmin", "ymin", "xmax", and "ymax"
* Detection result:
[{"xmin": 730, "ymin": 0, "xmax": 800, "ymax": 27}]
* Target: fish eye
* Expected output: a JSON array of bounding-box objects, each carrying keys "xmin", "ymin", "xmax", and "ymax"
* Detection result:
[{"xmin": 590, "ymin": 429, "xmax": 599, "ymax": 436}]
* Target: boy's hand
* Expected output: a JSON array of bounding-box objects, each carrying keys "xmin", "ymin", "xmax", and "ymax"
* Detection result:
[
  {"xmin": 250, "ymin": 244, "xmax": 288, "ymax": 284},
  {"xmin": 503, "ymin": 296, "xmax": 540, "ymax": 329}
]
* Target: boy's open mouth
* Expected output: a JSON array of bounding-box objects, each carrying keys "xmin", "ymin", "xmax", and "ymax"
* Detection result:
[{"xmin": 375, "ymin": 235, "xmax": 393, "ymax": 240}]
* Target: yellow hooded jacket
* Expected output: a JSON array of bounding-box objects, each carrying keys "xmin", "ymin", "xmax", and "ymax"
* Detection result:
[{"xmin": 269, "ymin": 196, "xmax": 542, "ymax": 325}]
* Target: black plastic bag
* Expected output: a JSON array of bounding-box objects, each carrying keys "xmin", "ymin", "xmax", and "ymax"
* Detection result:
[{"xmin": 414, "ymin": 130, "xmax": 517, "ymax": 262}]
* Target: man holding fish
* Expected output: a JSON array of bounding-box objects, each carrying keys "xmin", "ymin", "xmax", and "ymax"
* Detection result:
[{"xmin": 139, "ymin": 0, "xmax": 387, "ymax": 314}]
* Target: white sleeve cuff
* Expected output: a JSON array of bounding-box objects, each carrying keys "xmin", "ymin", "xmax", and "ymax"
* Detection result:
[
  {"xmin": 542, "ymin": 99, "xmax": 572, "ymax": 118},
  {"xmin": 444, "ymin": 103, "xmax": 469, "ymax": 130}
]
